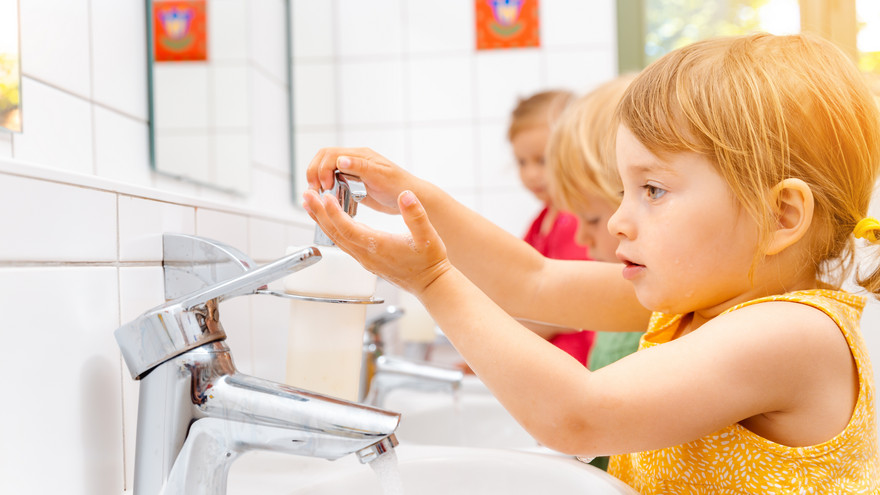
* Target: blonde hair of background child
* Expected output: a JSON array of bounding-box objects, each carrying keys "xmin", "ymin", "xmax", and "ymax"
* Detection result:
[
  {"xmin": 618, "ymin": 32, "xmax": 880, "ymax": 291},
  {"xmin": 546, "ymin": 75, "xmax": 637, "ymax": 211},
  {"xmin": 507, "ymin": 89, "xmax": 574, "ymax": 142}
]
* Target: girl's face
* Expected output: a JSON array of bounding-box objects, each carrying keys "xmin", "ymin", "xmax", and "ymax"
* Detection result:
[
  {"xmin": 607, "ymin": 126, "xmax": 760, "ymax": 317},
  {"xmin": 571, "ymin": 195, "xmax": 619, "ymax": 262},
  {"xmin": 512, "ymin": 126, "xmax": 551, "ymax": 204}
]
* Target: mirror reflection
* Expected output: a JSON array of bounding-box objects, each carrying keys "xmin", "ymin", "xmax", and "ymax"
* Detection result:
[
  {"xmin": 0, "ymin": 0, "xmax": 21, "ymax": 133},
  {"xmin": 146, "ymin": 0, "xmax": 292, "ymax": 196}
]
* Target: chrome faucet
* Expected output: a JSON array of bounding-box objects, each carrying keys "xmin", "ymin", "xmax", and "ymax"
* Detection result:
[
  {"xmin": 360, "ymin": 305, "xmax": 463, "ymax": 406},
  {"xmin": 115, "ymin": 233, "xmax": 400, "ymax": 495}
]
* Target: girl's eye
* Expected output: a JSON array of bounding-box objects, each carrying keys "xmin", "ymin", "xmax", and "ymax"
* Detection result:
[{"xmin": 643, "ymin": 184, "xmax": 667, "ymax": 200}]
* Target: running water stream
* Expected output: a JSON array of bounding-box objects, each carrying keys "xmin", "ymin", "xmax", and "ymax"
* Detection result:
[{"xmin": 369, "ymin": 449, "xmax": 404, "ymax": 495}]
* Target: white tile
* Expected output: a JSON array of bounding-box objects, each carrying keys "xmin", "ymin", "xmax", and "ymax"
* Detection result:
[
  {"xmin": 12, "ymin": 77, "xmax": 94, "ymax": 175},
  {"xmin": 409, "ymin": 125, "xmax": 476, "ymax": 189},
  {"xmin": 196, "ymin": 208, "xmax": 249, "ymax": 255},
  {"xmin": 208, "ymin": 0, "xmax": 249, "ymax": 62},
  {"xmin": 118, "ymin": 196, "xmax": 196, "ymax": 262},
  {"xmin": 152, "ymin": 171, "xmax": 201, "ymax": 197},
  {"xmin": 541, "ymin": 0, "xmax": 616, "ymax": 48},
  {"xmin": 477, "ymin": 122, "xmax": 521, "ymax": 189},
  {"xmin": 90, "ymin": 0, "xmax": 149, "ymax": 120},
  {"xmin": 0, "ymin": 267, "xmax": 121, "ymax": 494},
  {"xmin": 153, "ymin": 64, "xmax": 210, "ymax": 130},
  {"xmin": 479, "ymin": 188, "xmax": 541, "ymax": 237},
  {"xmin": 291, "ymin": 0, "xmax": 334, "ymax": 59},
  {"xmin": 250, "ymin": 71, "xmax": 291, "ymax": 172},
  {"xmin": 0, "ymin": 173, "xmax": 116, "ymax": 261},
  {"xmin": 545, "ymin": 49, "xmax": 617, "ymax": 92},
  {"xmin": 19, "ymin": 0, "xmax": 91, "ymax": 98},
  {"xmin": 475, "ymin": 50, "xmax": 543, "ymax": 120},
  {"xmin": 337, "ymin": 0, "xmax": 403, "ymax": 58},
  {"xmin": 340, "ymin": 128, "xmax": 408, "ymax": 169},
  {"xmin": 248, "ymin": 0, "xmax": 289, "ymax": 84},
  {"xmin": 250, "ymin": 217, "xmax": 290, "ymax": 262},
  {"xmin": 406, "ymin": 56, "xmax": 474, "ymax": 122},
  {"xmin": 248, "ymin": 166, "xmax": 298, "ymax": 214},
  {"xmin": 213, "ymin": 131, "xmax": 252, "ymax": 194},
  {"xmin": 93, "ymin": 106, "xmax": 152, "ymax": 187},
  {"xmin": 405, "ymin": 0, "xmax": 474, "ymax": 54},
  {"xmin": 293, "ymin": 62, "xmax": 337, "ymax": 127},
  {"xmin": 339, "ymin": 59, "xmax": 404, "ymax": 125},
  {"xmin": 250, "ymin": 294, "xmax": 291, "ymax": 381},
  {"xmin": 0, "ymin": 131, "xmax": 11, "ymax": 157},
  {"xmin": 154, "ymin": 133, "xmax": 212, "ymax": 184},
  {"xmin": 211, "ymin": 64, "xmax": 251, "ymax": 129}
]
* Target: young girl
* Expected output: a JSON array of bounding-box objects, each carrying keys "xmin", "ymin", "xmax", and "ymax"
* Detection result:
[
  {"xmin": 545, "ymin": 74, "xmax": 644, "ymax": 471},
  {"xmin": 303, "ymin": 32, "xmax": 880, "ymax": 493},
  {"xmin": 508, "ymin": 89, "xmax": 596, "ymax": 366}
]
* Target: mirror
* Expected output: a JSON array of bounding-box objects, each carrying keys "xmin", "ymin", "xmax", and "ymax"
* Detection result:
[
  {"xmin": 146, "ymin": 0, "xmax": 292, "ymax": 196},
  {"xmin": 0, "ymin": 0, "xmax": 21, "ymax": 133}
]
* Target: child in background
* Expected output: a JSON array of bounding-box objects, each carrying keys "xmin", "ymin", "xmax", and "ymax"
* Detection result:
[
  {"xmin": 508, "ymin": 89, "xmax": 595, "ymax": 366},
  {"xmin": 544, "ymin": 74, "xmax": 643, "ymax": 471},
  {"xmin": 304, "ymin": 32, "xmax": 880, "ymax": 492}
]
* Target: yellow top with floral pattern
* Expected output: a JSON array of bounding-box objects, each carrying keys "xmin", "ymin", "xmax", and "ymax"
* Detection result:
[{"xmin": 608, "ymin": 290, "xmax": 880, "ymax": 494}]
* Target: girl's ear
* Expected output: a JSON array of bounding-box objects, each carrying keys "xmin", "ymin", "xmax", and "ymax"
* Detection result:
[{"xmin": 766, "ymin": 178, "xmax": 814, "ymax": 255}]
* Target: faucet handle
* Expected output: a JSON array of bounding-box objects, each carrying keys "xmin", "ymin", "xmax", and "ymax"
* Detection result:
[
  {"xmin": 315, "ymin": 171, "xmax": 367, "ymax": 246},
  {"xmin": 115, "ymin": 246, "xmax": 322, "ymax": 379},
  {"xmin": 176, "ymin": 246, "xmax": 321, "ymax": 310}
]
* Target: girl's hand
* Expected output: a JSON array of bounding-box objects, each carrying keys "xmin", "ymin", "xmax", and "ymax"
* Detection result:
[
  {"xmin": 302, "ymin": 187, "xmax": 452, "ymax": 297},
  {"xmin": 306, "ymin": 147, "xmax": 421, "ymax": 215}
]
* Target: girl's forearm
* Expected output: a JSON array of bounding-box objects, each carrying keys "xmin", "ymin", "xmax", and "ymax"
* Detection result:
[{"xmin": 417, "ymin": 266, "xmax": 603, "ymax": 454}]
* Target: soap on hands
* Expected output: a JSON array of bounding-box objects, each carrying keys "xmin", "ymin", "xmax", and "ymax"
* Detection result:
[{"xmin": 283, "ymin": 245, "xmax": 378, "ymax": 401}]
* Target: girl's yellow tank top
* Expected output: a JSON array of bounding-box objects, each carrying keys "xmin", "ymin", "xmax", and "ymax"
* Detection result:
[{"xmin": 608, "ymin": 289, "xmax": 880, "ymax": 494}]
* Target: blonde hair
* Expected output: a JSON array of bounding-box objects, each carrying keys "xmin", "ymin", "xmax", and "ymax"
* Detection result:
[
  {"xmin": 547, "ymin": 75, "xmax": 637, "ymax": 211},
  {"xmin": 618, "ymin": 33, "xmax": 880, "ymax": 293},
  {"xmin": 507, "ymin": 90, "xmax": 574, "ymax": 142}
]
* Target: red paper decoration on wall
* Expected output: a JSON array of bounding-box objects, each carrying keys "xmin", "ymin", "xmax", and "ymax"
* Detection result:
[
  {"xmin": 476, "ymin": 0, "xmax": 541, "ymax": 51},
  {"xmin": 153, "ymin": 0, "xmax": 208, "ymax": 62}
]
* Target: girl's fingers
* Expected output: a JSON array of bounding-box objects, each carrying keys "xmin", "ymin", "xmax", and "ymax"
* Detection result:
[{"xmin": 398, "ymin": 191, "xmax": 438, "ymax": 249}]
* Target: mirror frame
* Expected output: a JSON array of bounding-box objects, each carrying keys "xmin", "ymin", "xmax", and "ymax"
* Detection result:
[
  {"xmin": 0, "ymin": 0, "xmax": 22, "ymax": 133},
  {"xmin": 145, "ymin": 0, "xmax": 296, "ymax": 198}
]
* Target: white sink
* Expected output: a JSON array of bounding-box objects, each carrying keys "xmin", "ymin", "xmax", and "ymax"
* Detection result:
[
  {"xmin": 382, "ymin": 376, "xmax": 540, "ymax": 450},
  {"xmin": 228, "ymin": 445, "xmax": 637, "ymax": 495}
]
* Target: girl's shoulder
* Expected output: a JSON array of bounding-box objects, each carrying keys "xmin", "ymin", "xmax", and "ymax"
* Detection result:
[{"xmin": 721, "ymin": 289, "xmax": 866, "ymax": 336}]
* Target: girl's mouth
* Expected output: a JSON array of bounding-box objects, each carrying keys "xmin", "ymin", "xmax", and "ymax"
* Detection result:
[{"xmin": 618, "ymin": 256, "xmax": 645, "ymax": 281}]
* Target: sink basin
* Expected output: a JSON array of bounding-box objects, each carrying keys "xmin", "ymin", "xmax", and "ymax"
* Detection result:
[
  {"xmin": 382, "ymin": 376, "xmax": 540, "ymax": 450},
  {"xmin": 227, "ymin": 445, "xmax": 637, "ymax": 495}
]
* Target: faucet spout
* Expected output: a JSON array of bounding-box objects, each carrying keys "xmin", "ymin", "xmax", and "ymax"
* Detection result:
[
  {"xmin": 365, "ymin": 355, "xmax": 463, "ymax": 407},
  {"xmin": 135, "ymin": 341, "xmax": 399, "ymax": 495}
]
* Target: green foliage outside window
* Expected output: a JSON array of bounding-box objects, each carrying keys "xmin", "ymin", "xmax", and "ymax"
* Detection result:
[{"xmin": 644, "ymin": 0, "xmax": 780, "ymax": 64}]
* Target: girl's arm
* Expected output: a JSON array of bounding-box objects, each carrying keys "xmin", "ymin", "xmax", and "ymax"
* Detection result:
[
  {"xmin": 306, "ymin": 147, "xmax": 650, "ymax": 332},
  {"xmin": 304, "ymin": 189, "xmax": 856, "ymax": 456}
]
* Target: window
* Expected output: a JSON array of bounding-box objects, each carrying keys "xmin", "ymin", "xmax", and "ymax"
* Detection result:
[{"xmin": 618, "ymin": 0, "xmax": 876, "ymax": 82}]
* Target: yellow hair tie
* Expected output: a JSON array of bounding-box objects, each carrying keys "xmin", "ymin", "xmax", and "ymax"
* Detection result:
[{"xmin": 854, "ymin": 217, "xmax": 880, "ymax": 243}]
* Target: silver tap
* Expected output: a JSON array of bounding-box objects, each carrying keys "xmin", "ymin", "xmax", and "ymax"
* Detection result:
[
  {"xmin": 360, "ymin": 305, "xmax": 463, "ymax": 406},
  {"xmin": 115, "ymin": 234, "xmax": 400, "ymax": 495}
]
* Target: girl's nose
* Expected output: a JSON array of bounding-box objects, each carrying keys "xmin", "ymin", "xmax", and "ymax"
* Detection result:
[{"xmin": 606, "ymin": 203, "xmax": 630, "ymax": 240}]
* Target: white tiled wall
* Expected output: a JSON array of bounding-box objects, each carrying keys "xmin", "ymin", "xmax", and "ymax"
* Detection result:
[{"xmin": 291, "ymin": 0, "xmax": 619, "ymax": 236}]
